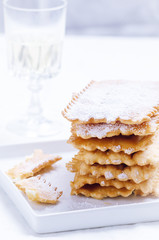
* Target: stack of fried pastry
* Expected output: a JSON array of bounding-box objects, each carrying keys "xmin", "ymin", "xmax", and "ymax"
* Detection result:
[{"xmin": 62, "ymin": 80, "xmax": 159, "ymax": 199}]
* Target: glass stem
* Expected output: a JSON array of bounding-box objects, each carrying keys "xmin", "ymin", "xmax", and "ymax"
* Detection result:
[{"xmin": 27, "ymin": 75, "xmax": 43, "ymax": 120}]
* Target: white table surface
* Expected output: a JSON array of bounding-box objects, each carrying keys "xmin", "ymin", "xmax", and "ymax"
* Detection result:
[{"xmin": 1, "ymin": 34, "xmax": 159, "ymax": 239}]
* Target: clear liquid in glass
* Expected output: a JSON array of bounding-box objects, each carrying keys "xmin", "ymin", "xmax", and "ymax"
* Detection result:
[{"xmin": 7, "ymin": 35, "xmax": 63, "ymax": 79}]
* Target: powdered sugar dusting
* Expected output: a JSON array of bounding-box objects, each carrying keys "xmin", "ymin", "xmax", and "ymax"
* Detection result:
[
  {"xmin": 92, "ymin": 170, "xmax": 98, "ymax": 176},
  {"xmin": 112, "ymin": 159, "xmax": 122, "ymax": 164},
  {"xmin": 115, "ymin": 145, "xmax": 121, "ymax": 151},
  {"xmin": 125, "ymin": 148, "xmax": 135, "ymax": 154},
  {"xmin": 16, "ymin": 175, "xmax": 62, "ymax": 202},
  {"xmin": 104, "ymin": 171, "xmax": 114, "ymax": 179},
  {"xmin": 7, "ymin": 149, "xmax": 61, "ymax": 180},
  {"xmin": 72, "ymin": 116, "xmax": 158, "ymax": 139},
  {"xmin": 100, "ymin": 181, "xmax": 105, "ymax": 186},
  {"xmin": 64, "ymin": 81, "xmax": 159, "ymax": 124},
  {"xmin": 118, "ymin": 173, "xmax": 128, "ymax": 180}
]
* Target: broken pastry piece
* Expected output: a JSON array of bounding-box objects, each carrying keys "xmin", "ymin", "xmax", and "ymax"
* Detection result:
[
  {"xmin": 16, "ymin": 175, "xmax": 62, "ymax": 204},
  {"xmin": 7, "ymin": 149, "xmax": 61, "ymax": 180},
  {"xmin": 7, "ymin": 150, "xmax": 62, "ymax": 204},
  {"xmin": 63, "ymin": 80, "xmax": 159, "ymax": 199}
]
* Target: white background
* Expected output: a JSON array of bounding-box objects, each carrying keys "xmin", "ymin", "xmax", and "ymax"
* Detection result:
[{"xmin": 1, "ymin": 0, "xmax": 159, "ymax": 35}]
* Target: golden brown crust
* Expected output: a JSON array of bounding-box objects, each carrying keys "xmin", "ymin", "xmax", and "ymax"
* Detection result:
[
  {"xmin": 74, "ymin": 143, "xmax": 159, "ymax": 166},
  {"xmin": 72, "ymin": 173, "xmax": 157, "ymax": 194},
  {"xmin": 68, "ymin": 134, "xmax": 154, "ymax": 154},
  {"xmin": 71, "ymin": 184, "xmax": 133, "ymax": 199},
  {"xmin": 71, "ymin": 182, "xmax": 159, "ymax": 199},
  {"xmin": 67, "ymin": 160, "xmax": 155, "ymax": 184},
  {"xmin": 71, "ymin": 166, "xmax": 159, "ymax": 199}
]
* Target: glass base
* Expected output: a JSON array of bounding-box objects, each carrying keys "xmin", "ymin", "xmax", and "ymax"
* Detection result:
[{"xmin": 7, "ymin": 116, "xmax": 62, "ymax": 138}]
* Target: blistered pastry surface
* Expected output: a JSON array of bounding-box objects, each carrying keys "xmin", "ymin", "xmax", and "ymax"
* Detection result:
[
  {"xmin": 74, "ymin": 143, "xmax": 159, "ymax": 166},
  {"xmin": 67, "ymin": 160, "xmax": 155, "ymax": 184},
  {"xmin": 71, "ymin": 185, "xmax": 134, "ymax": 199},
  {"xmin": 71, "ymin": 174, "xmax": 154, "ymax": 194},
  {"xmin": 68, "ymin": 134, "xmax": 154, "ymax": 154}
]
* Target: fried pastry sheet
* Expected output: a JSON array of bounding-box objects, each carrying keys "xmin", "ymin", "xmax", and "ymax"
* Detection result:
[
  {"xmin": 68, "ymin": 134, "xmax": 154, "ymax": 154},
  {"xmin": 74, "ymin": 143, "xmax": 159, "ymax": 166},
  {"xmin": 62, "ymin": 80, "xmax": 159, "ymax": 125},
  {"xmin": 71, "ymin": 115, "xmax": 159, "ymax": 138},
  {"xmin": 71, "ymin": 174, "xmax": 154, "ymax": 194},
  {"xmin": 7, "ymin": 149, "xmax": 61, "ymax": 180},
  {"xmin": 71, "ymin": 168, "xmax": 159, "ymax": 199},
  {"xmin": 15, "ymin": 174, "xmax": 63, "ymax": 204},
  {"xmin": 66, "ymin": 160, "xmax": 155, "ymax": 184},
  {"xmin": 71, "ymin": 184, "xmax": 133, "ymax": 199}
]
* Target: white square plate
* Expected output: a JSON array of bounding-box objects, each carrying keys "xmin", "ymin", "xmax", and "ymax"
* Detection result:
[{"xmin": 0, "ymin": 140, "xmax": 159, "ymax": 233}]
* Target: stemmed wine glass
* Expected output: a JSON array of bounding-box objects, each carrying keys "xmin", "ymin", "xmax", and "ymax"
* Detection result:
[{"xmin": 3, "ymin": 0, "xmax": 67, "ymax": 137}]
